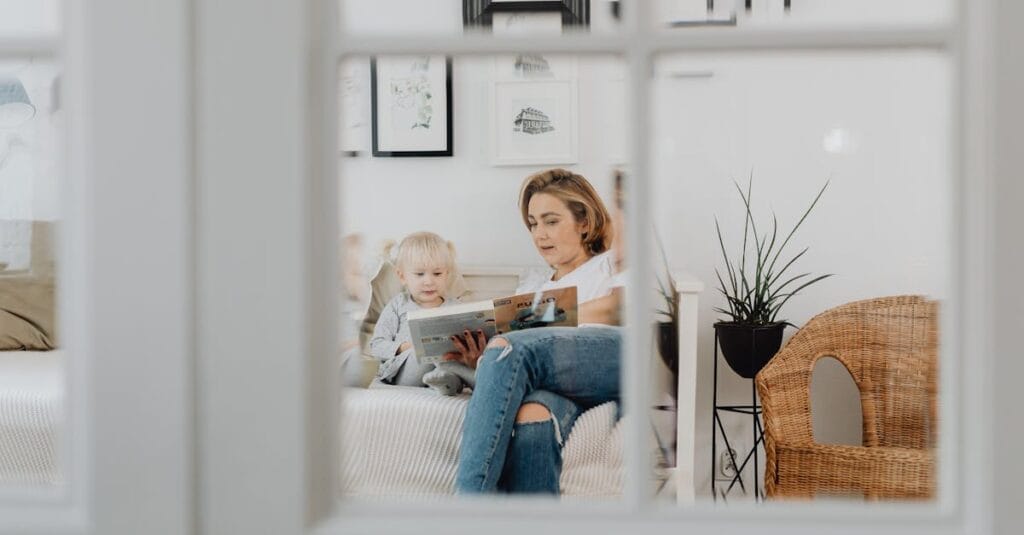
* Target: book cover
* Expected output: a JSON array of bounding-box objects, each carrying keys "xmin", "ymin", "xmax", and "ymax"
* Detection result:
[{"xmin": 407, "ymin": 286, "xmax": 578, "ymax": 364}]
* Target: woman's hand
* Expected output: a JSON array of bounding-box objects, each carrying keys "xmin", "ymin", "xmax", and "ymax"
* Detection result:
[
  {"xmin": 397, "ymin": 342, "xmax": 412, "ymax": 355},
  {"xmin": 443, "ymin": 329, "xmax": 488, "ymax": 369}
]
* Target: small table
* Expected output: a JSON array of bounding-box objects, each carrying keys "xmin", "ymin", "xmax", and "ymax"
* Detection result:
[{"xmin": 711, "ymin": 329, "xmax": 766, "ymax": 502}]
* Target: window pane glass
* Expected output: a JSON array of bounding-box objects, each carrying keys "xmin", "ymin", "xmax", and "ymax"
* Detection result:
[
  {"xmin": 0, "ymin": 58, "xmax": 63, "ymax": 489},
  {"xmin": 651, "ymin": 50, "xmax": 950, "ymax": 505},
  {"xmin": 337, "ymin": 53, "xmax": 631, "ymax": 504}
]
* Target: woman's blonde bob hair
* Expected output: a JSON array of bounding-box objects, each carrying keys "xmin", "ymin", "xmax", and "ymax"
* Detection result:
[{"xmin": 518, "ymin": 168, "xmax": 613, "ymax": 256}]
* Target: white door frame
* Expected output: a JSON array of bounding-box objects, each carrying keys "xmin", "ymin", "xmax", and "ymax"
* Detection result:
[{"xmin": 0, "ymin": 0, "xmax": 193, "ymax": 534}]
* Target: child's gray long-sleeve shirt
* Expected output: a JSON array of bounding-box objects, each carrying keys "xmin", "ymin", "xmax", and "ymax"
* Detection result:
[{"xmin": 370, "ymin": 292, "xmax": 455, "ymax": 382}]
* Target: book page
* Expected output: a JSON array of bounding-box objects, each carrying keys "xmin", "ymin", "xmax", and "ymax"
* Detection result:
[
  {"xmin": 493, "ymin": 286, "xmax": 578, "ymax": 334},
  {"xmin": 408, "ymin": 307, "xmax": 496, "ymax": 364}
]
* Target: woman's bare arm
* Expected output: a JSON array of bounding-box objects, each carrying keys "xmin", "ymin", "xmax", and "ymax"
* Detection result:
[{"xmin": 578, "ymin": 287, "xmax": 623, "ymax": 326}]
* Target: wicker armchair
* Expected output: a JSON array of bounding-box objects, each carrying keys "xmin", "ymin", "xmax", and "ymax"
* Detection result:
[{"xmin": 755, "ymin": 296, "xmax": 939, "ymax": 500}]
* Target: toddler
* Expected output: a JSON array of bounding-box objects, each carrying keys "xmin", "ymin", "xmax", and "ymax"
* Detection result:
[{"xmin": 370, "ymin": 232, "xmax": 476, "ymax": 395}]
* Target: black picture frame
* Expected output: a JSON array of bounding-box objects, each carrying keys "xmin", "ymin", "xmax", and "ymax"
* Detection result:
[
  {"xmin": 463, "ymin": 0, "xmax": 590, "ymax": 29},
  {"xmin": 370, "ymin": 56, "xmax": 454, "ymax": 157}
]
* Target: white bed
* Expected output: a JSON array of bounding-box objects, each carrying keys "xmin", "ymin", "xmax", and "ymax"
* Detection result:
[
  {"xmin": 0, "ymin": 350, "xmax": 62, "ymax": 485},
  {"xmin": 336, "ymin": 264, "xmax": 707, "ymax": 500},
  {"xmin": 339, "ymin": 384, "xmax": 624, "ymax": 499}
]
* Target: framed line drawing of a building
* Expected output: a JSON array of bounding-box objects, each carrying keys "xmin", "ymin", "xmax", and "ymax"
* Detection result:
[{"xmin": 491, "ymin": 79, "xmax": 578, "ymax": 166}]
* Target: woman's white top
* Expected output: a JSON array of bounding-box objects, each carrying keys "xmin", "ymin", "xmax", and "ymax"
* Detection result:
[{"xmin": 516, "ymin": 250, "xmax": 617, "ymax": 304}]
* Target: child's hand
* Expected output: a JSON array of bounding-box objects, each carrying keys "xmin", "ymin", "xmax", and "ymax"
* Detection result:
[{"xmin": 398, "ymin": 342, "xmax": 412, "ymax": 354}]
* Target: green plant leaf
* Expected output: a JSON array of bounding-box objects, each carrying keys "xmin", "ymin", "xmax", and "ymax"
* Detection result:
[
  {"xmin": 766, "ymin": 180, "xmax": 829, "ymax": 280},
  {"xmin": 653, "ymin": 229, "xmax": 681, "ymax": 321},
  {"xmin": 771, "ymin": 272, "xmax": 812, "ymax": 295},
  {"xmin": 768, "ymin": 273, "xmax": 834, "ymax": 322},
  {"xmin": 715, "ymin": 218, "xmax": 741, "ymax": 305},
  {"xmin": 766, "ymin": 246, "xmax": 810, "ymax": 290},
  {"xmin": 713, "ymin": 268, "xmax": 736, "ymax": 318},
  {"xmin": 714, "ymin": 175, "xmax": 832, "ymax": 326}
]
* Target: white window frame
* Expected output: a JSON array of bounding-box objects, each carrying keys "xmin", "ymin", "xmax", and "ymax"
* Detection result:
[
  {"xmin": 2, "ymin": 0, "xmax": 1013, "ymax": 534},
  {"xmin": 0, "ymin": 0, "xmax": 193, "ymax": 534},
  {"xmin": 305, "ymin": 2, "xmax": 992, "ymax": 534}
]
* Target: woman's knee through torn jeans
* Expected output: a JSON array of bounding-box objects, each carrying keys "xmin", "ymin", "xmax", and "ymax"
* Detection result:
[{"xmin": 455, "ymin": 326, "xmax": 622, "ymax": 494}]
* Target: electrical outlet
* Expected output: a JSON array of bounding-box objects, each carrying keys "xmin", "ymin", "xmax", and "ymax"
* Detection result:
[{"xmin": 717, "ymin": 448, "xmax": 738, "ymax": 479}]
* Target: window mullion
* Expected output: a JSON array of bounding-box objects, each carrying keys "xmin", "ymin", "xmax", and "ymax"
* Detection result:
[
  {"xmin": 622, "ymin": 3, "xmax": 656, "ymax": 510},
  {"xmin": 0, "ymin": 35, "xmax": 60, "ymax": 57}
]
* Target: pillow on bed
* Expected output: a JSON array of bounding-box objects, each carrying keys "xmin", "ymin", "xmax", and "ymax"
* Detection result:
[
  {"xmin": 357, "ymin": 260, "xmax": 403, "ymax": 354},
  {"xmin": 0, "ymin": 221, "xmax": 57, "ymax": 350}
]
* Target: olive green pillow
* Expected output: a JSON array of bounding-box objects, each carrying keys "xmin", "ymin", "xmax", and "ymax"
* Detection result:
[{"xmin": 0, "ymin": 221, "xmax": 57, "ymax": 350}]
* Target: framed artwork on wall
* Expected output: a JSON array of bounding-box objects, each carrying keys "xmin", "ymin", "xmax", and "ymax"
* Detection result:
[
  {"xmin": 371, "ymin": 55, "xmax": 453, "ymax": 157},
  {"xmin": 338, "ymin": 58, "xmax": 370, "ymax": 155},
  {"xmin": 491, "ymin": 78, "xmax": 578, "ymax": 166},
  {"xmin": 463, "ymin": 0, "xmax": 590, "ymax": 31},
  {"xmin": 493, "ymin": 52, "xmax": 577, "ymax": 80}
]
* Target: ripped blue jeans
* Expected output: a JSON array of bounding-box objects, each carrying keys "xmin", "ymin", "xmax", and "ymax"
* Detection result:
[{"xmin": 455, "ymin": 326, "xmax": 622, "ymax": 494}]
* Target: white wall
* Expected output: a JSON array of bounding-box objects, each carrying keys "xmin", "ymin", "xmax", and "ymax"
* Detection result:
[
  {"xmin": 0, "ymin": 3, "xmax": 62, "ymax": 271},
  {"xmin": 0, "ymin": 0, "xmax": 60, "ymax": 35},
  {"xmin": 652, "ymin": 51, "xmax": 952, "ymax": 495},
  {"xmin": 0, "ymin": 61, "xmax": 61, "ymax": 270},
  {"xmin": 341, "ymin": 54, "xmax": 625, "ymax": 268}
]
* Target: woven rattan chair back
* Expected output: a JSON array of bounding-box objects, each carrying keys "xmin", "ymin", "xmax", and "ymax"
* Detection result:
[{"xmin": 756, "ymin": 295, "xmax": 939, "ymax": 499}]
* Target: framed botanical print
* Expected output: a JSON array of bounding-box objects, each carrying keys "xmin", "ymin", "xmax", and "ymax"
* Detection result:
[{"xmin": 371, "ymin": 55, "xmax": 453, "ymax": 157}]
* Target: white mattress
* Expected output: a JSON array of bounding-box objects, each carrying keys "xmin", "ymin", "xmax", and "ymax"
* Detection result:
[
  {"xmin": 0, "ymin": 350, "xmax": 62, "ymax": 485},
  {"xmin": 339, "ymin": 384, "xmax": 623, "ymax": 499}
]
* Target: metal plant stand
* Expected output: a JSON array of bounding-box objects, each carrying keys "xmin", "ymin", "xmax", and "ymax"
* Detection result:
[{"xmin": 711, "ymin": 329, "xmax": 766, "ymax": 502}]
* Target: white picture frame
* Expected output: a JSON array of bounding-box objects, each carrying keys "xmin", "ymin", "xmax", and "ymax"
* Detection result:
[
  {"xmin": 491, "ymin": 79, "xmax": 578, "ymax": 166},
  {"xmin": 338, "ymin": 58, "xmax": 370, "ymax": 155},
  {"xmin": 491, "ymin": 11, "xmax": 563, "ymax": 35},
  {"xmin": 493, "ymin": 52, "xmax": 577, "ymax": 81}
]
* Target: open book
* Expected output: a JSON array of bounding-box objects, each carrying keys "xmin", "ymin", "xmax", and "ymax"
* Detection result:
[{"xmin": 407, "ymin": 286, "xmax": 578, "ymax": 364}]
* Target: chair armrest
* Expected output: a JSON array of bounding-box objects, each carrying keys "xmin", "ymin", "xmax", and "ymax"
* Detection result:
[
  {"xmin": 769, "ymin": 442, "xmax": 935, "ymax": 499},
  {"xmin": 757, "ymin": 346, "xmax": 816, "ymax": 447}
]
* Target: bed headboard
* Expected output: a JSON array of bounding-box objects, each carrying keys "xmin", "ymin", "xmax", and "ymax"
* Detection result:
[{"xmin": 458, "ymin": 265, "xmax": 524, "ymax": 302}]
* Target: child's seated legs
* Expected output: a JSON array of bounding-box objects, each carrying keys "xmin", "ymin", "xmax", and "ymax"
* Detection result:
[{"xmin": 390, "ymin": 350, "xmax": 435, "ymax": 387}]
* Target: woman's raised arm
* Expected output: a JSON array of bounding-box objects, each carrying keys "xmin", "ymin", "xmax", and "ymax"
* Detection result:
[{"xmin": 578, "ymin": 287, "xmax": 623, "ymax": 326}]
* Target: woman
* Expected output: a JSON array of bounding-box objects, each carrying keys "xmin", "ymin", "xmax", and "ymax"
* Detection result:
[{"xmin": 445, "ymin": 168, "xmax": 625, "ymax": 494}]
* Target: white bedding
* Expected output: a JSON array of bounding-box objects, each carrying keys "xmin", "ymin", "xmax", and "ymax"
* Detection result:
[
  {"xmin": 0, "ymin": 350, "xmax": 62, "ymax": 485},
  {"xmin": 339, "ymin": 384, "xmax": 623, "ymax": 499}
]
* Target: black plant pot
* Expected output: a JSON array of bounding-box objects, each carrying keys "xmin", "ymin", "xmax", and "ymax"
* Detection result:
[
  {"xmin": 714, "ymin": 321, "xmax": 786, "ymax": 379},
  {"xmin": 656, "ymin": 322, "xmax": 679, "ymax": 397}
]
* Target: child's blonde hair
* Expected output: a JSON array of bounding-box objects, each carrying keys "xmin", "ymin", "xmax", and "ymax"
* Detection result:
[{"xmin": 384, "ymin": 232, "xmax": 458, "ymax": 274}]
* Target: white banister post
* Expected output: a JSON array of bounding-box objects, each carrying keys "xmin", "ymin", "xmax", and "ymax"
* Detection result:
[{"xmin": 673, "ymin": 271, "xmax": 704, "ymax": 505}]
